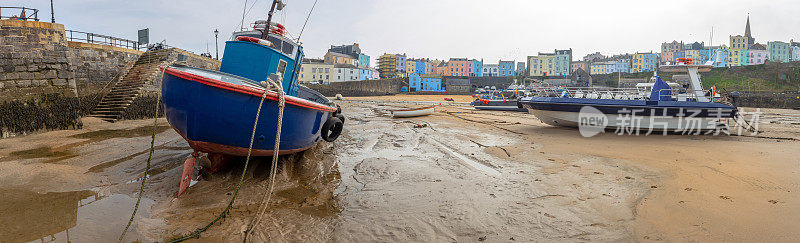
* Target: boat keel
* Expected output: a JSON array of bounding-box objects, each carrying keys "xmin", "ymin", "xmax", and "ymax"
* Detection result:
[{"xmin": 177, "ymin": 155, "xmax": 196, "ymax": 198}]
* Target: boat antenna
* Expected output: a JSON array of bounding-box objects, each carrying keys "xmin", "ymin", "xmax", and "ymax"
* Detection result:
[
  {"xmin": 296, "ymin": 0, "xmax": 319, "ymax": 43},
  {"xmin": 260, "ymin": 0, "xmax": 284, "ymax": 40},
  {"xmin": 240, "ymin": 0, "xmax": 248, "ymax": 31}
]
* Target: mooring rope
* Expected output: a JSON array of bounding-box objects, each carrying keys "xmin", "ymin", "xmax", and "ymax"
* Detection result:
[
  {"xmin": 244, "ymin": 78, "xmax": 286, "ymax": 242},
  {"xmin": 118, "ymin": 60, "xmax": 174, "ymax": 242},
  {"xmin": 168, "ymin": 83, "xmax": 270, "ymax": 242}
]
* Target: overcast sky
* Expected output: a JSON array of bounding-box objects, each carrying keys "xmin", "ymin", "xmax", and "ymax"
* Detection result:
[{"xmin": 11, "ymin": 0, "xmax": 799, "ymax": 66}]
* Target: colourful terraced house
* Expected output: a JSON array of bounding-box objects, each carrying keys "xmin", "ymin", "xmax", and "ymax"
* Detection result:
[
  {"xmin": 498, "ymin": 60, "xmax": 515, "ymax": 77},
  {"xmin": 767, "ymin": 41, "xmax": 790, "ymax": 63},
  {"xmin": 729, "ymin": 48, "xmax": 748, "ymax": 67},
  {"xmin": 631, "ymin": 52, "xmax": 658, "ymax": 73}
]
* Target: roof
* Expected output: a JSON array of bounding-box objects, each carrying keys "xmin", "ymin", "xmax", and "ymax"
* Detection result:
[
  {"xmin": 749, "ymin": 43, "xmax": 766, "ymax": 50},
  {"xmin": 421, "ymin": 74, "xmax": 442, "ymax": 79},
  {"xmin": 326, "ymin": 51, "xmax": 354, "ymax": 59},
  {"xmin": 334, "ymin": 64, "xmax": 358, "ymax": 69},
  {"xmin": 445, "ymin": 78, "xmax": 469, "ymax": 86},
  {"xmin": 302, "ymin": 58, "xmax": 325, "ymax": 64}
]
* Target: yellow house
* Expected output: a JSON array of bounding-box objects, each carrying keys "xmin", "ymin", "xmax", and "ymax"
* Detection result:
[
  {"xmin": 527, "ymin": 54, "xmax": 555, "ymax": 76},
  {"xmin": 590, "ymin": 62, "xmax": 612, "ymax": 75},
  {"xmin": 299, "ymin": 61, "xmax": 334, "ymax": 84},
  {"xmin": 405, "ymin": 60, "xmax": 416, "ymax": 76},
  {"xmin": 324, "ymin": 51, "xmax": 356, "ymax": 65}
]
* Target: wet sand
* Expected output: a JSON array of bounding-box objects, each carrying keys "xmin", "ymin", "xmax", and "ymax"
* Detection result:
[{"xmin": 0, "ymin": 95, "xmax": 798, "ymax": 242}]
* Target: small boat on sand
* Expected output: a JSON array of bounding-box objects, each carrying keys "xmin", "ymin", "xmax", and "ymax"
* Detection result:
[
  {"xmin": 161, "ymin": 1, "xmax": 344, "ymax": 196},
  {"xmin": 392, "ymin": 106, "xmax": 435, "ymax": 118},
  {"xmin": 471, "ymin": 89, "xmax": 527, "ymax": 112},
  {"xmin": 471, "ymin": 98, "xmax": 527, "ymax": 112}
]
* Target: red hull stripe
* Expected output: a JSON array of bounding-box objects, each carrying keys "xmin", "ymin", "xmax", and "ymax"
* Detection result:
[
  {"xmin": 175, "ymin": 128, "xmax": 314, "ymax": 156},
  {"xmin": 164, "ymin": 67, "xmax": 337, "ymax": 112}
]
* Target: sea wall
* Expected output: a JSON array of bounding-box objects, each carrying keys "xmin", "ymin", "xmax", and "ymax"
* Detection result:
[
  {"xmin": 305, "ymin": 78, "xmax": 408, "ymax": 97},
  {"xmin": 68, "ymin": 41, "xmax": 142, "ymax": 96},
  {"xmin": 468, "ymin": 76, "xmax": 515, "ymax": 89},
  {"xmin": 0, "ymin": 19, "xmax": 147, "ymax": 101},
  {"xmin": 736, "ymin": 92, "xmax": 800, "ymax": 109},
  {"xmin": 0, "ymin": 19, "xmax": 77, "ymax": 101}
]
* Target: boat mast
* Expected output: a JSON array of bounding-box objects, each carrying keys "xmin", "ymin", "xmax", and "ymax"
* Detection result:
[
  {"xmin": 240, "ymin": 0, "xmax": 248, "ymax": 31},
  {"xmin": 261, "ymin": 0, "xmax": 279, "ymax": 40}
]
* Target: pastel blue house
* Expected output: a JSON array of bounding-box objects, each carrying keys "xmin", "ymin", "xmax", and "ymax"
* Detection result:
[
  {"xmin": 613, "ymin": 59, "xmax": 630, "ymax": 73},
  {"xmin": 395, "ymin": 54, "xmax": 407, "ymax": 75},
  {"xmin": 498, "ymin": 61, "xmax": 515, "ymax": 76},
  {"xmin": 473, "ymin": 59, "xmax": 483, "ymax": 77},
  {"xmin": 408, "ymin": 73, "xmax": 445, "ymax": 92},
  {"xmin": 415, "ymin": 60, "xmax": 426, "ymax": 75},
  {"xmin": 358, "ymin": 68, "xmax": 371, "ymax": 80},
  {"xmin": 358, "ymin": 54, "xmax": 370, "ymax": 68},
  {"xmin": 710, "ymin": 48, "xmax": 729, "ymax": 67}
]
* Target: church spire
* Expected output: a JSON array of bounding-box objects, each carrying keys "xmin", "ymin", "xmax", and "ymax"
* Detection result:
[{"xmin": 745, "ymin": 14, "xmax": 752, "ymax": 38}]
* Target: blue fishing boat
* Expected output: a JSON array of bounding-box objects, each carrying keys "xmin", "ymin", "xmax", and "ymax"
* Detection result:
[
  {"xmin": 160, "ymin": 1, "xmax": 343, "ymax": 195},
  {"xmin": 520, "ymin": 59, "xmax": 737, "ymax": 132}
]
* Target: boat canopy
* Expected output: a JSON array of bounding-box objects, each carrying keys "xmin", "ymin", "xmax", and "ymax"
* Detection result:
[{"xmin": 648, "ymin": 76, "xmax": 672, "ymax": 101}]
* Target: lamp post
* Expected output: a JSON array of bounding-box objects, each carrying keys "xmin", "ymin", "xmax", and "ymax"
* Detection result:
[
  {"xmin": 50, "ymin": 0, "xmax": 55, "ymax": 23},
  {"xmin": 213, "ymin": 29, "xmax": 219, "ymax": 60}
]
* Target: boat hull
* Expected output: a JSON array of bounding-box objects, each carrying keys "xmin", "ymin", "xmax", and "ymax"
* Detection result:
[
  {"xmin": 162, "ymin": 66, "xmax": 337, "ymax": 156},
  {"xmin": 471, "ymin": 99, "xmax": 527, "ymax": 112},
  {"xmin": 392, "ymin": 107, "xmax": 435, "ymax": 118},
  {"xmin": 521, "ymin": 97, "xmax": 736, "ymax": 132}
]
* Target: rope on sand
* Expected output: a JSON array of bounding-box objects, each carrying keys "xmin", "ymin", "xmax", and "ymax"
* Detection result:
[
  {"xmin": 119, "ymin": 60, "xmax": 174, "ymax": 242},
  {"xmin": 168, "ymin": 79, "xmax": 276, "ymax": 243},
  {"xmin": 245, "ymin": 78, "xmax": 286, "ymax": 242}
]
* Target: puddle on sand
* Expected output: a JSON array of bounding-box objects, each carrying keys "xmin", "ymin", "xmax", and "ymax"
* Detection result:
[
  {"xmin": 68, "ymin": 125, "xmax": 172, "ymax": 141},
  {"xmin": 0, "ymin": 188, "xmax": 157, "ymax": 242},
  {"xmin": 1, "ymin": 146, "xmax": 78, "ymax": 163},
  {"xmin": 1, "ymin": 125, "xmax": 174, "ymax": 164}
]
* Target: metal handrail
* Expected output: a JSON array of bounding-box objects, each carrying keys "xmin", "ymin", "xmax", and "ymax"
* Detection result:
[
  {"xmin": 0, "ymin": 7, "xmax": 38, "ymax": 21},
  {"xmin": 66, "ymin": 29, "xmax": 140, "ymax": 50}
]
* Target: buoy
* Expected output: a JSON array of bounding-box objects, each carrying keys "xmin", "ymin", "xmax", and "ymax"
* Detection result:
[{"xmin": 236, "ymin": 36, "xmax": 272, "ymax": 47}]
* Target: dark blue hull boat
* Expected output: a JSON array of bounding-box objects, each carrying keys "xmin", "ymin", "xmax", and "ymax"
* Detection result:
[
  {"xmin": 161, "ymin": 21, "xmax": 342, "ymax": 158},
  {"xmin": 162, "ymin": 66, "xmax": 337, "ymax": 156}
]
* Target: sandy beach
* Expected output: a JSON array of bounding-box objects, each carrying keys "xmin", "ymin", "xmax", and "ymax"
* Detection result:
[{"xmin": 0, "ymin": 94, "xmax": 798, "ymax": 242}]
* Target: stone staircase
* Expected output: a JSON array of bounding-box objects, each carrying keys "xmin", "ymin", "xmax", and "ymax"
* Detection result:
[{"xmin": 89, "ymin": 50, "xmax": 173, "ymax": 122}]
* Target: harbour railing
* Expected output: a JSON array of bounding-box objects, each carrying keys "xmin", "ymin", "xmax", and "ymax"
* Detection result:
[
  {"xmin": 65, "ymin": 29, "xmax": 141, "ymax": 50},
  {"xmin": 0, "ymin": 6, "xmax": 39, "ymax": 21}
]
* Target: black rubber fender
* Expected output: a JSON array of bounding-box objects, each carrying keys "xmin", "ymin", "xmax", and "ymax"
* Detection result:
[
  {"xmin": 517, "ymin": 99, "xmax": 523, "ymax": 109},
  {"xmin": 335, "ymin": 113, "xmax": 345, "ymax": 124},
  {"xmin": 321, "ymin": 116, "xmax": 343, "ymax": 142}
]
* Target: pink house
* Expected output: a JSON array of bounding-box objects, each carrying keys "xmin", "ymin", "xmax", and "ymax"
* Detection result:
[
  {"xmin": 748, "ymin": 43, "xmax": 769, "ymax": 65},
  {"xmin": 371, "ymin": 68, "xmax": 380, "ymax": 79},
  {"xmin": 446, "ymin": 58, "xmax": 474, "ymax": 77},
  {"xmin": 570, "ymin": 62, "xmax": 587, "ymax": 72}
]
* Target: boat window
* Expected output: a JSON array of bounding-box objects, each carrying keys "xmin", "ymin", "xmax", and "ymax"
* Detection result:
[
  {"xmin": 266, "ymin": 36, "xmax": 282, "ymax": 51},
  {"xmin": 281, "ymin": 41, "xmax": 294, "ymax": 56}
]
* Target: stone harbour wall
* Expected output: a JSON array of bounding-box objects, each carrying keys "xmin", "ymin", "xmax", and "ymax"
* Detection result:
[
  {"xmin": 0, "ymin": 19, "xmax": 77, "ymax": 101},
  {"xmin": 305, "ymin": 78, "xmax": 408, "ymax": 97},
  {"xmin": 68, "ymin": 41, "xmax": 142, "ymax": 96}
]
